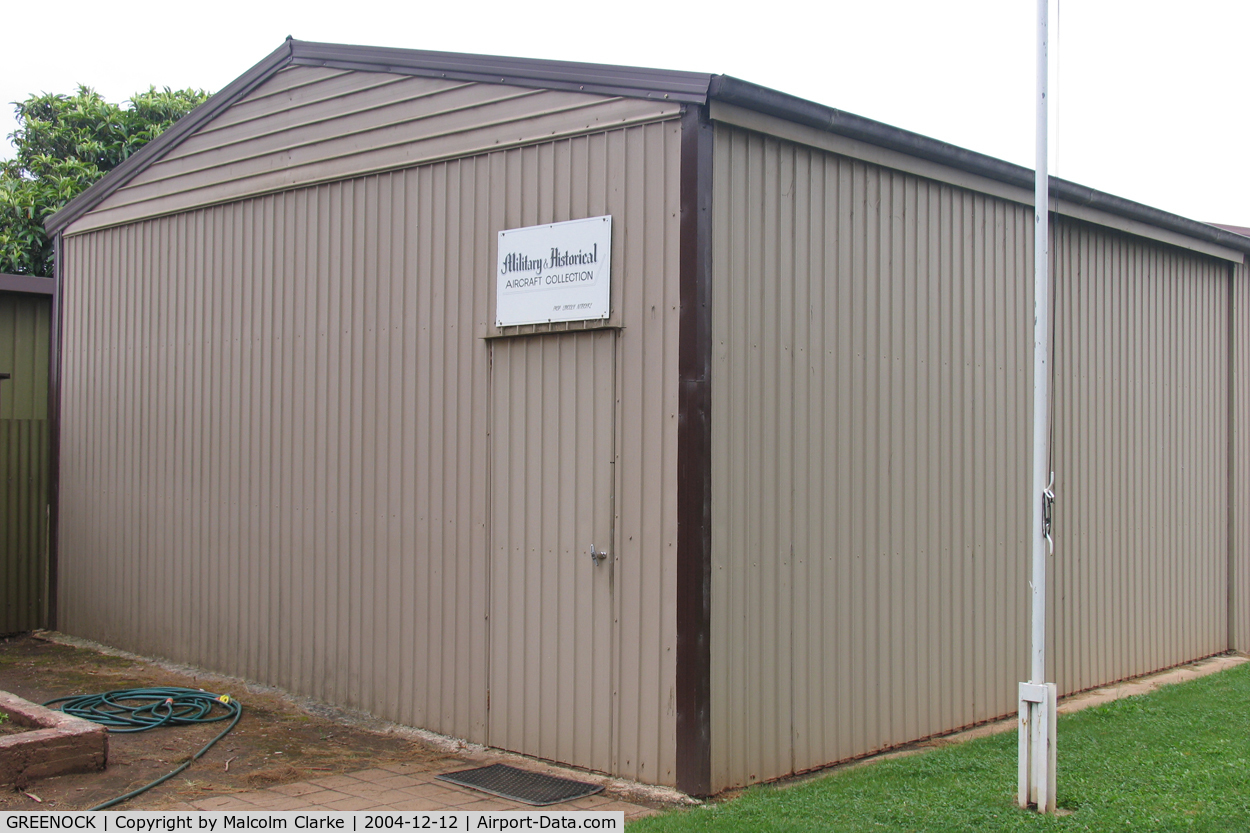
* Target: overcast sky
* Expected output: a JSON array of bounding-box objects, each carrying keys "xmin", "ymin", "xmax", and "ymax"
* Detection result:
[{"xmin": 5, "ymin": 0, "xmax": 1246, "ymax": 226}]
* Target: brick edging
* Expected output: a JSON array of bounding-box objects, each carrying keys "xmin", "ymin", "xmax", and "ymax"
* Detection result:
[{"xmin": 0, "ymin": 690, "xmax": 107, "ymax": 785}]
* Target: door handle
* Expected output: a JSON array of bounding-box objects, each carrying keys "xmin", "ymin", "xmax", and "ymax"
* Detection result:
[{"xmin": 589, "ymin": 543, "xmax": 608, "ymax": 566}]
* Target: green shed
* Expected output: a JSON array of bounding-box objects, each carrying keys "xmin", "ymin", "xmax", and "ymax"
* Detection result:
[{"xmin": 0, "ymin": 273, "xmax": 53, "ymax": 634}]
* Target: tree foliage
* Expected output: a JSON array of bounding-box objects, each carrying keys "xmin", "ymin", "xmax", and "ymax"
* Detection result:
[{"xmin": 0, "ymin": 85, "xmax": 210, "ymax": 276}]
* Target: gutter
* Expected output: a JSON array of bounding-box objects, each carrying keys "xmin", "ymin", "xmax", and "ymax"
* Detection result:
[{"xmin": 708, "ymin": 75, "xmax": 1250, "ymax": 257}]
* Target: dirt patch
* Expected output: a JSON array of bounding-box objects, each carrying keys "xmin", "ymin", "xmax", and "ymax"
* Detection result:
[
  {"xmin": 0, "ymin": 633, "xmax": 466, "ymax": 811},
  {"xmin": 0, "ymin": 720, "xmax": 28, "ymax": 737}
]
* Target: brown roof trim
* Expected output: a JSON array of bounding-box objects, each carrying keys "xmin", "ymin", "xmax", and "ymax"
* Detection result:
[
  {"xmin": 45, "ymin": 40, "xmax": 711, "ymax": 237},
  {"xmin": 707, "ymin": 74, "xmax": 1250, "ymax": 257},
  {"xmin": 289, "ymin": 40, "xmax": 712, "ymax": 103},
  {"xmin": 45, "ymin": 40, "xmax": 296, "ymax": 235},
  {"xmin": 45, "ymin": 39, "xmax": 1243, "ymax": 261},
  {"xmin": 0, "ymin": 274, "xmax": 55, "ymax": 295},
  {"xmin": 46, "ymin": 234, "xmax": 63, "ymax": 630},
  {"xmin": 675, "ymin": 104, "xmax": 714, "ymax": 797}
]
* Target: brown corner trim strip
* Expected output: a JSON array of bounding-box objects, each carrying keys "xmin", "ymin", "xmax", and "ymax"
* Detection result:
[
  {"xmin": 47, "ymin": 234, "xmax": 62, "ymax": 630},
  {"xmin": 1228, "ymin": 261, "xmax": 1237, "ymax": 651},
  {"xmin": 675, "ymin": 105, "xmax": 713, "ymax": 797}
]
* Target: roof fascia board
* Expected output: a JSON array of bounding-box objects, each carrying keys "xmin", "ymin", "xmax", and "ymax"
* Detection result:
[
  {"xmin": 0, "ymin": 273, "xmax": 56, "ymax": 295},
  {"xmin": 1054, "ymin": 197, "xmax": 1243, "ymax": 263},
  {"xmin": 288, "ymin": 40, "xmax": 713, "ymax": 103},
  {"xmin": 709, "ymin": 99, "xmax": 1034, "ymax": 208},
  {"xmin": 289, "ymin": 56, "xmax": 707, "ymax": 104},
  {"xmin": 1054, "ymin": 181, "xmax": 1247, "ymax": 261},
  {"xmin": 46, "ymin": 40, "xmax": 296, "ymax": 235},
  {"xmin": 710, "ymin": 100, "xmax": 1243, "ymax": 263},
  {"xmin": 709, "ymin": 75, "xmax": 1250, "ymax": 259}
]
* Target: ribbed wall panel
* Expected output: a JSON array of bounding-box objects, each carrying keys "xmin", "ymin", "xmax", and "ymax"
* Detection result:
[
  {"xmin": 0, "ymin": 421, "xmax": 49, "ymax": 633},
  {"xmin": 1050, "ymin": 220, "xmax": 1229, "ymax": 692},
  {"xmin": 70, "ymin": 67, "xmax": 681, "ymax": 235},
  {"xmin": 59, "ymin": 118, "xmax": 681, "ymax": 785},
  {"xmin": 0, "ymin": 292, "xmax": 51, "ymax": 633},
  {"xmin": 709, "ymin": 121, "xmax": 1238, "ymax": 791},
  {"xmin": 489, "ymin": 331, "xmax": 617, "ymax": 773},
  {"xmin": 1230, "ymin": 260, "xmax": 1249, "ymax": 652},
  {"xmin": 0, "ymin": 293, "xmax": 50, "ymax": 420},
  {"xmin": 709, "ymin": 125, "xmax": 1032, "ymax": 790}
]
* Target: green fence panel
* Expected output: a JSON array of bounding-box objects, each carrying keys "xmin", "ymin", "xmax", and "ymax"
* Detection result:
[{"xmin": 0, "ymin": 292, "xmax": 51, "ymax": 633}]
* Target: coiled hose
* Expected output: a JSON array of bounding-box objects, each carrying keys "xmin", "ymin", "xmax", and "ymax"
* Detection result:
[{"xmin": 44, "ymin": 686, "xmax": 242, "ymax": 811}]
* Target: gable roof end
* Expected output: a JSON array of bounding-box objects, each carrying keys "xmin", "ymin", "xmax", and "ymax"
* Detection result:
[
  {"xmin": 45, "ymin": 40, "xmax": 297, "ymax": 236},
  {"xmin": 44, "ymin": 40, "xmax": 714, "ymax": 236}
]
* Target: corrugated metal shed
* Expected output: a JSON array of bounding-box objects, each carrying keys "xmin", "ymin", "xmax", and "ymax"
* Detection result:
[{"xmin": 44, "ymin": 40, "xmax": 1250, "ymax": 795}]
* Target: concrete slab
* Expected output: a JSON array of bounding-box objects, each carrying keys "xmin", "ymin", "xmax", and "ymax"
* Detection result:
[{"xmin": 182, "ymin": 756, "xmax": 661, "ymax": 816}]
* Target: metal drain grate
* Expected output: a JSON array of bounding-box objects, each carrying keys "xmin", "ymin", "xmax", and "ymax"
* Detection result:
[{"xmin": 436, "ymin": 763, "xmax": 604, "ymax": 806}]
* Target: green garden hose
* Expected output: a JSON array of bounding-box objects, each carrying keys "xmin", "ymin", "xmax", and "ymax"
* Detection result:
[{"xmin": 44, "ymin": 686, "xmax": 242, "ymax": 811}]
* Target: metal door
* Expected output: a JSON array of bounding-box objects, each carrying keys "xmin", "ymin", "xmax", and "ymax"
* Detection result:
[{"xmin": 488, "ymin": 330, "xmax": 616, "ymax": 772}]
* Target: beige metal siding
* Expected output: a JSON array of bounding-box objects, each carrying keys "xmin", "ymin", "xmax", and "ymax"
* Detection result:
[
  {"xmin": 489, "ymin": 331, "xmax": 617, "ymax": 772},
  {"xmin": 0, "ymin": 292, "xmax": 51, "ymax": 632},
  {"xmin": 709, "ymin": 121, "xmax": 1238, "ymax": 791},
  {"xmin": 59, "ymin": 119, "xmax": 682, "ymax": 784},
  {"xmin": 709, "ymin": 125, "xmax": 1033, "ymax": 790},
  {"xmin": 1050, "ymin": 220, "xmax": 1229, "ymax": 692},
  {"xmin": 707, "ymin": 101, "xmax": 1245, "ymax": 266},
  {"xmin": 68, "ymin": 67, "xmax": 681, "ymax": 234}
]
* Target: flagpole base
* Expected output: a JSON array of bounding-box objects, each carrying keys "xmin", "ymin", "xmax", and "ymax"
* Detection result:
[{"xmin": 1018, "ymin": 681, "xmax": 1057, "ymax": 813}]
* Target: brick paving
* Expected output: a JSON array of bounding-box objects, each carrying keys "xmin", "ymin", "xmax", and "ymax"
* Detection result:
[{"xmin": 161, "ymin": 761, "xmax": 657, "ymax": 819}]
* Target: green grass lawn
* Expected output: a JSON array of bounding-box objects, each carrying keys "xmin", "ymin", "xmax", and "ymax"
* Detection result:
[{"xmin": 633, "ymin": 661, "xmax": 1250, "ymax": 832}]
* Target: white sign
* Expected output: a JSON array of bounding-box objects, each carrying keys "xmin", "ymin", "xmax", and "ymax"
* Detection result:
[{"xmin": 496, "ymin": 215, "xmax": 612, "ymax": 327}]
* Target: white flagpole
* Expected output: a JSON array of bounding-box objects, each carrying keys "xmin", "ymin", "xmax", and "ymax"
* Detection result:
[{"xmin": 1019, "ymin": 0, "xmax": 1058, "ymax": 814}]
